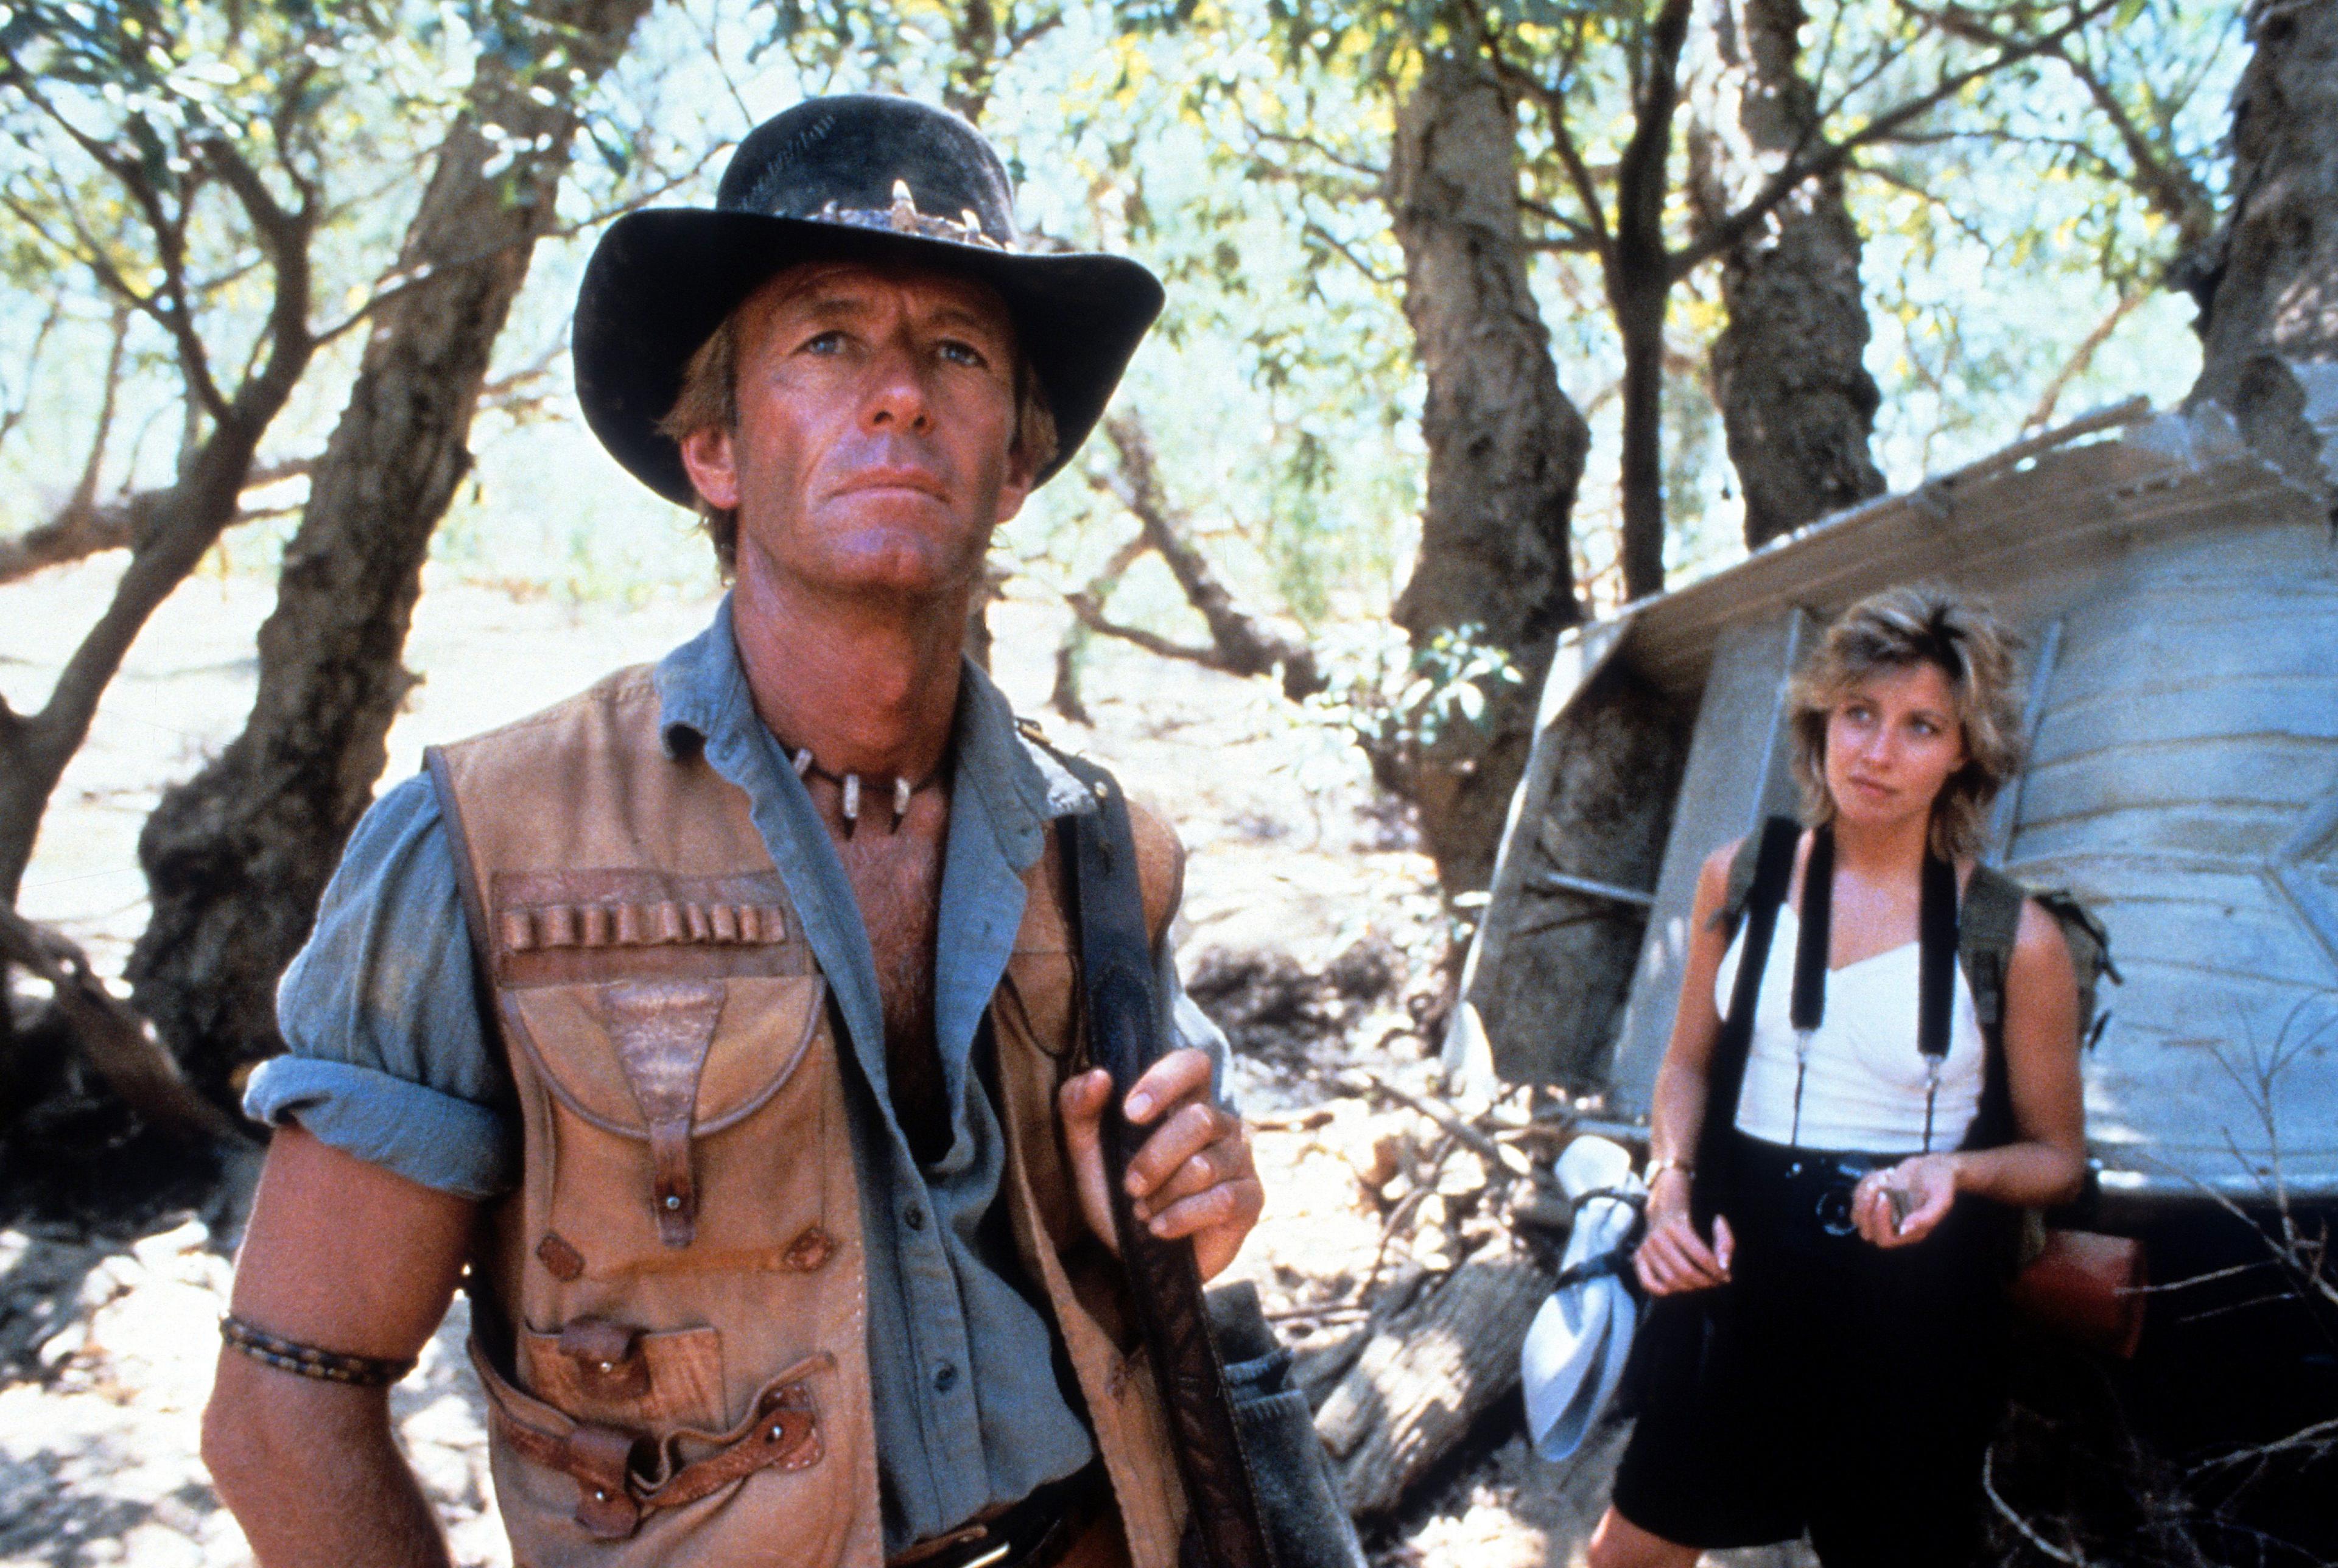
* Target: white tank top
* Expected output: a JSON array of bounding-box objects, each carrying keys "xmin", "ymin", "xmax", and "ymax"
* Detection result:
[{"xmin": 1716, "ymin": 906, "xmax": 1987, "ymax": 1153}]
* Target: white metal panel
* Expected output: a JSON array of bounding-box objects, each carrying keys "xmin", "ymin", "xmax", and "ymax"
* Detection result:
[
  {"xmin": 2004, "ymin": 522, "xmax": 2338, "ymax": 1200},
  {"xmin": 1603, "ymin": 609, "xmax": 1810, "ymax": 1115}
]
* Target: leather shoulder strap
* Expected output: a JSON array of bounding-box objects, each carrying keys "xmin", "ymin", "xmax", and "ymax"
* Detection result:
[{"xmin": 1049, "ymin": 750, "xmax": 1276, "ymax": 1568}]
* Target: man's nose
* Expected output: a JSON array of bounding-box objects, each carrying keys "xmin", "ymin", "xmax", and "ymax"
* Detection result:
[{"xmin": 862, "ymin": 341, "xmax": 934, "ymax": 433}]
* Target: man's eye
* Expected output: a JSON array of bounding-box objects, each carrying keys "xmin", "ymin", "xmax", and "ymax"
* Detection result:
[
  {"xmin": 801, "ymin": 331, "xmax": 848, "ymax": 355},
  {"xmin": 938, "ymin": 339, "xmax": 987, "ymax": 368}
]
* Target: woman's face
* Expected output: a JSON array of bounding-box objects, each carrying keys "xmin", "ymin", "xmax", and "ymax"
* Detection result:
[{"xmin": 1823, "ymin": 660, "xmax": 1970, "ymax": 835}]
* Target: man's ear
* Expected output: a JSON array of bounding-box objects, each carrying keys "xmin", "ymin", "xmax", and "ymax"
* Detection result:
[
  {"xmin": 679, "ymin": 425, "xmax": 741, "ymax": 510},
  {"xmin": 992, "ymin": 451, "xmax": 1035, "ymax": 528}
]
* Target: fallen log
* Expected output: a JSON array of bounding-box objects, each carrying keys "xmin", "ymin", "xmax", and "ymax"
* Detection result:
[
  {"xmin": 0, "ymin": 906, "xmax": 232, "ymax": 1139},
  {"xmin": 1313, "ymin": 1227, "xmax": 1553, "ymax": 1517}
]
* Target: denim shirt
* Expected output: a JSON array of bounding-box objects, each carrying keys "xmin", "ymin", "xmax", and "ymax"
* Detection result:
[{"xmin": 245, "ymin": 598, "xmax": 1231, "ymax": 1552}]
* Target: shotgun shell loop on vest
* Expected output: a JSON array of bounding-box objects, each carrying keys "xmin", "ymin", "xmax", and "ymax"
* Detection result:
[{"xmin": 501, "ymin": 901, "xmax": 790, "ymax": 952}]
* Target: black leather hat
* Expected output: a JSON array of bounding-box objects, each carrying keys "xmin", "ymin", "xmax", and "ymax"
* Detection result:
[{"xmin": 574, "ymin": 95, "xmax": 1165, "ymax": 505}]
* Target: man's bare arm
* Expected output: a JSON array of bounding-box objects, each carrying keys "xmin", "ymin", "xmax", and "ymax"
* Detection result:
[{"xmin": 204, "ymin": 1126, "xmax": 477, "ymax": 1568}]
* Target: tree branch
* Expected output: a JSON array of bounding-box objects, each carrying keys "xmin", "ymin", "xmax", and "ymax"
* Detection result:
[
  {"xmin": 0, "ymin": 293, "xmax": 65, "ymax": 452},
  {"xmin": 0, "ymin": 460, "xmax": 314, "ymax": 586},
  {"xmin": 1243, "ymin": 120, "xmax": 1389, "ymax": 183},
  {"xmin": 1671, "ymin": 0, "xmax": 2123, "ymax": 280},
  {"xmin": 1087, "ymin": 411, "xmax": 1328, "ymax": 700},
  {"xmin": 1061, "ymin": 593, "xmax": 1226, "ymax": 668},
  {"xmin": 1480, "ymin": 20, "xmax": 1613, "ymax": 261},
  {"xmin": 1304, "ymin": 219, "xmax": 1402, "ymax": 285},
  {"xmin": 1047, "ymin": 533, "xmax": 1151, "ymax": 723},
  {"xmin": 2021, "ymin": 290, "xmax": 2147, "ymax": 432},
  {"xmin": 1925, "ymin": 2, "xmax": 2216, "ymax": 248}
]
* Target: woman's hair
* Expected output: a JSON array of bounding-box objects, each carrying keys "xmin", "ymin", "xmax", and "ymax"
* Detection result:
[
  {"xmin": 1786, "ymin": 584, "xmax": 2026, "ymax": 861},
  {"xmin": 656, "ymin": 302, "xmax": 1059, "ymax": 578}
]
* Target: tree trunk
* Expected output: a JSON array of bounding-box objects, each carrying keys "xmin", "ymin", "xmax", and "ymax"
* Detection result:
[
  {"xmin": 1383, "ymin": 53, "xmax": 1590, "ymax": 894},
  {"xmin": 2180, "ymin": 0, "xmax": 2338, "ymax": 503},
  {"xmin": 1482, "ymin": 660, "xmax": 1687, "ymax": 1086},
  {"xmin": 1611, "ymin": 0, "xmax": 1697, "ymax": 604},
  {"xmin": 1613, "ymin": 274, "xmax": 1672, "ymax": 601},
  {"xmin": 1688, "ymin": 0, "xmax": 1886, "ymax": 548},
  {"xmin": 127, "ymin": 0, "xmax": 654, "ymax": 1095}
]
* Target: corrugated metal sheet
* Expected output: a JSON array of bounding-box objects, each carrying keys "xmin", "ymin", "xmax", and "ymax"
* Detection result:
[{"xmin": 2004, "ymin": 522, "xmax": 2338, "ymax": 1200}]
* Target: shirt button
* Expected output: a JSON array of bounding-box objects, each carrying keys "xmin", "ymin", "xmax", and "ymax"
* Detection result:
[
  {"xmin": 933, "ymin": 1362, "xmax": 959, "ymax": 1394},
  {"xmin": 903, "ymin": 1203, "xmax": 927, "ymax": 1232}
]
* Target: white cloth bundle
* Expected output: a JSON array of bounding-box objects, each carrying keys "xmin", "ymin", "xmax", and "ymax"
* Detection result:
[{"xmin": 1521, "ymin": 1135, "xmax": 1645, "ymax": 1462}]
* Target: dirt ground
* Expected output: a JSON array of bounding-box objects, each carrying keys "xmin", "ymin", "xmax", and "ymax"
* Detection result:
[{"xmin": 1, "ymin": 559, "xmax": 1807, "ymax": 1567}]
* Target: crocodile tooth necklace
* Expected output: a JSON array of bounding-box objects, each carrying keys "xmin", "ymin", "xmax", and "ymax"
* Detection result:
[{"xmin": 790, "ymin": 747, "xmax": 940, "ymax": 833}]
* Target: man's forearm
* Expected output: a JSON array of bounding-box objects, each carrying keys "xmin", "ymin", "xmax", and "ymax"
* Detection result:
[{"xmin": 205, "ymin": 1352, "xmax": 453, "ymax": 1568}]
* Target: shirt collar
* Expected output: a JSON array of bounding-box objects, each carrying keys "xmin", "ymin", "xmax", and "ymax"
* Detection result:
[{"xmin": 651, "ymin": 594, "xmax": 1094, "ymax": 870}]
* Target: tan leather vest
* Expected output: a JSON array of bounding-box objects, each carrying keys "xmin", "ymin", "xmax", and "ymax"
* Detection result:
[{"xmin": 424, "ymin": 666, "xmax": 1190, "ymax": 1568}]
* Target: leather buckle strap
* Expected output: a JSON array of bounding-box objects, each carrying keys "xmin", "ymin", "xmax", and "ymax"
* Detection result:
[
  {"xmin": 486, "ymin": 1410, "xmax": 645, "ymax": 1539},
  {"xmin": 485, "ymin": 1363, "xmax": 827, "ymax": 1540},
  {"xmin": 886, "ymin": 1461, "xmax": 1108, "ymax": 1568}
]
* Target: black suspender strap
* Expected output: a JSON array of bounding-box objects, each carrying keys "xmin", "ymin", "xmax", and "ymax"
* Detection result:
[
  {"xmin": 1786, "ymin": 825, "xmax": 1834, "ymax": 1146},
  {"xmin": 1916, "ymin": 850, "xmax": 1961, "ymax": 1150},
  {"xmin": 1773, "ymin": 824, "xmax": 1964, "ymax": 1153},
  {"xmin": 1053, "ymin": 755, "xmax": 1277, "ymax": 1568},
  {"xmin": 1694, "ymin": 817, "xmax": 1800, "ymax": 1228}
]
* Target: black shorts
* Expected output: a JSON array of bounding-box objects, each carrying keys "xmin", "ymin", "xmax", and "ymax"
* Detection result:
[{"xmin": 1610, "ymin": 1135, "xmax": 2011, "ymax": 1568}]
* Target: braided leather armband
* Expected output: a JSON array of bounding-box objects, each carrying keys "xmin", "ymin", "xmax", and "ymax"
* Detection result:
[{"xmin": 220, "ymin": 1315, "xmax": 417, "ymax": 1388}]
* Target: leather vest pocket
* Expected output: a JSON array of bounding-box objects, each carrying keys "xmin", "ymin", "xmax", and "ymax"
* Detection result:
[
  {"xmin": 518, "ymin": 1321, "xmax": 727, "ymax": 1430},
  {"xmin": 508, "ymin": 975, "xmax": 843, "ymax": 1279}
]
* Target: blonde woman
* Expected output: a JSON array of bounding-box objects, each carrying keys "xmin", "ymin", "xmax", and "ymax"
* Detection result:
[{"xmin": 1588, "ymin": 587, "xmax": 2087, "ymax": 1568}]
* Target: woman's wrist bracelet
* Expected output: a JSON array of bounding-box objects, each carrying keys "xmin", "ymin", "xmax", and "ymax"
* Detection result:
[{"xmin": 1645, "ymin": 1154, "xmax": 1693, "ymax": 1185}]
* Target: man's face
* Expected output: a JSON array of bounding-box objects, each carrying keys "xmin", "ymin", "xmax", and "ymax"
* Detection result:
[{"xmin": 679, "ymin": 259, "xmax": 1033, "ymax": 606}]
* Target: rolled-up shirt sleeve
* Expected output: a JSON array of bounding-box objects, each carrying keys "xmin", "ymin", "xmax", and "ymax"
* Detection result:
[
  {"xmin": 243, "ymin": 771, "xmax": 518, "ymax": 1200},
  {"xmin": 1156, "ymin": 932, "xmax": 1238, "ymax": 1115}
]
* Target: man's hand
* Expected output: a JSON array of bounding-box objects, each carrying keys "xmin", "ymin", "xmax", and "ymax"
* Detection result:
[{"xmin": 1058, "ymin": 1048, "xmax": 1263, "ymax": 1281}]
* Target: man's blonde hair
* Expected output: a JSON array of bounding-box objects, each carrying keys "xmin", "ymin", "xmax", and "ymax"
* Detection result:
[
  {"xmin": 1786, "ymin": 584, "xmax": 2027, "ymax": 861},
  {"xmin": 655, "ymin": 301, "xmax": 1059, "ymax": 576}
]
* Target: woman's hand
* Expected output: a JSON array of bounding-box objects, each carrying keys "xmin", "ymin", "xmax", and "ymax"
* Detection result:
[
  {"xmin": 1852, "ymin": 1153, "xmax": 1959, "ymax": 1247},
  {"xmin": 1633, "ymin": 1167, "xmax": 1735, "ymax": 1295}
]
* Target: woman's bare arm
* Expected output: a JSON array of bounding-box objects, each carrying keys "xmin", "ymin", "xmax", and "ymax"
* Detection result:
[
  {"xmin": 203, "ymin": 1127, "xmax": 477, "ymax": 1568},
  {"xmin": 1948, "ymin": 900, "xmax": 2088, "ymax": 1206},
  {"xmin": 1635, "ymin": 842, "xmax": 1741, "ymax": 1295}
]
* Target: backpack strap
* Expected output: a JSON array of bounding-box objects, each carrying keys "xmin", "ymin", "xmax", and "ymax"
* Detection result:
[
  {"xmin": 1956, "ymin": 866, "xmax": 2026, "ymax": 1046},
  {"xmin": 1955, "ymin": 866, "xmax": 2026, "ymax": 1151},
  {"xmin": 1712, "ymin": 826, "xmax": 1769, "ymax": 938},
  {"xmin": 1691, "ymin": 816, "xmax": 1800, "ymax": 1227},
  {"xmin": 2031, "ymin": 888, "xmax": 2119, "ymax": 1051},
  {"xmin": 1956, "ymin": 867, "xmax": 2121, "ymax": 1150}
]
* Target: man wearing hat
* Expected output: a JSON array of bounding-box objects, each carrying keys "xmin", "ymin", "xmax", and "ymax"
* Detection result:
[{"xmin": 203, "ymin": 96, "xmax": 1263, "ymax": 1568}]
